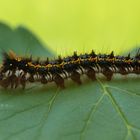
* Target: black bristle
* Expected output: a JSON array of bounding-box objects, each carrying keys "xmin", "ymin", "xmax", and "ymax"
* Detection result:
[
  {"xmin": 73, "ymin": 51, "xmax": 78, "ymax": 60},
  {"xmin": 125, "ymin": 53, "xmax": 131, "ymax": 60},
  {"xmin": 109, "ymin": 51, "xmax": 114, "ymax": 58},
  {"xmin": 90, "ymin": 50, "xmax": 96, "ymax": 57},
  {"xmin": 135, "ymin": 48, "xmax": 140, "ymax": 59}
]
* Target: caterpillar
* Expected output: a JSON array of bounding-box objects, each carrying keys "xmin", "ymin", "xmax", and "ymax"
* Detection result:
[{"xmin": 0, "ymin": 50, "xmax": 139, "ymax": 89}]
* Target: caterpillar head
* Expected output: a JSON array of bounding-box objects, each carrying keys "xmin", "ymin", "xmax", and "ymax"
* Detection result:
[{"xmin": 2, "ymin": 51, "xmax": 18, "ymax": 71}]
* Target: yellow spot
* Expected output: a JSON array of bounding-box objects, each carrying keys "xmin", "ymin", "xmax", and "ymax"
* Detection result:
[
  {"xmin": 36, "ymin": 64, "xmax": 41, "ymax": 68},
  {"xmin": 17, "ymin": 57, "xmax": 22, "ymax": 62},
  {"xmin": 46, "ymin": 64, "xmax": 53, "ymax": 68},
  {"xmin": 124, "ymin": 60, "xmax": 132, "ymax": 64},
  {"xmin": 28, "ymin": 62, "xmax": 35, "ymax": 67}
]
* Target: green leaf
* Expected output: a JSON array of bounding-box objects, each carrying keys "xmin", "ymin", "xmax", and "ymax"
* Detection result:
[
  {"xmin": 0, "ymin": 23, "xmax": 140, "ymax": 140},
  {"xmin": 0, "ymin": 23, "xmax": 53, "ymax": 61}
]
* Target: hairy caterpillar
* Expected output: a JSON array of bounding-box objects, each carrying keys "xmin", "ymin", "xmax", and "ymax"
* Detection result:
[{"xmin": 0, "ymin": 50, "xmax": 139, "ymax": 89}]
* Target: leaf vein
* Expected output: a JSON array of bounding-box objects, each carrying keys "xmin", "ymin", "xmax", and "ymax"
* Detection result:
[
  {"xmin": 98, "ymin": 80, "xmax": 137, "ymax": 140},
  {"xmin": 80, "ymin": 93, "xmax": 105, "ymax": 140}
]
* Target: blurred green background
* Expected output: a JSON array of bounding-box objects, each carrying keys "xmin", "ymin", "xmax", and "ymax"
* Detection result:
[{"xmin": 0, "ymin": 0, "xmax": 140, "ymax": 55}]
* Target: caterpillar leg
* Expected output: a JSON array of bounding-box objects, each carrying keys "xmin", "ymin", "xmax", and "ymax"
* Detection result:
[
  {"xmin": 119, "ymin": 67, "xmax": 128, "ymax": 75},
  {"xmin": 86, "ymin": 68, "xmax": 96, "ymax": 81},
  {"xmin": 102, "ymin": 67, "xmax": 113, "ymax": 81},
  {"xmin": 0, "ymin": 73, "xmax": 3, "ymax": 80},
  {"xmin": 71, "ymin": 71, "xmax": 82, "ymax": 85},
  {"xmin": 133, "ymin": 67, "xmax": 140, "ymax": 74},
  {"xmin": 28, "ymin": 74, "xmax": 35, "ymax": 82},
  {"xmin": 53, "ymin": 74, "xmax": 65, "ymax": 89},
  {"xmin": 0, "ymin": 78, "xmax": 10, "ymax": 89},
  {"xmin": 40, "ymin": 75, "xmax": 48, "ymax": 84},
  {"xmin": 20, "ymin": 74, "xmax": 26, "ymax": 89},
  {"xmin": 9, "ymin": 74, "xmax": 19, "ymax": 88}
]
